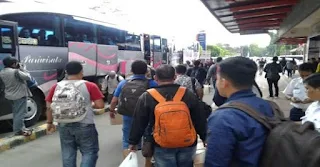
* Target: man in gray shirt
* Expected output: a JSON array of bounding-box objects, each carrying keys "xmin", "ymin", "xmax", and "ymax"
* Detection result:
[
  {"xmin": 0, "ymin": 57, "xmax": 32, "ymax": 136},
  {"xmin": 206, "ymin": 57, "xmax": 223, "ymax": 88}
]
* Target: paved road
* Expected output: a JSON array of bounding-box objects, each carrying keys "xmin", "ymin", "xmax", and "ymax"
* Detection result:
[{"xmin": 0, "ymin": 74, "xmax": 294, "ymax": 167}]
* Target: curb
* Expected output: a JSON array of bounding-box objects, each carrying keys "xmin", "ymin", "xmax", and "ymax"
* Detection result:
[
  {"xmin": 0, "ymin": 108, "xmax": 106, "ymax": 153},
  {"xmin": 0, "ymin": 124, "xmax": 47, "ymax": 153}
]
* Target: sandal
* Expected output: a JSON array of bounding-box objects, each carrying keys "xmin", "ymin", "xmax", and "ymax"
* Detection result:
[{"xmin": 14, "ymin": 129, "xmax": 33, "ymax": 136}]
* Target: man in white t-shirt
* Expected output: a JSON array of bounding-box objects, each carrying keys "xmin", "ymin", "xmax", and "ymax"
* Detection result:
[
  {"xmin": 101, "ymin": 71, "xmax": 124, "ymax": 104},
  {"xmin": 283, "ymin": 63, "xmax": 314, "ymax": 121},
  {"xmin": 301, "ymin": 73, "xmax": 320, "ymax": 132}
]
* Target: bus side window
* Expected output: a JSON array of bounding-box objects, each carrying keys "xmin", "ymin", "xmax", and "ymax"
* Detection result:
[
  {"xmin": 1, "ymin": 27, "xmax": 13, "ymax": 49},
  {"xmin": 0, "ymin": 13, "xmax": 62, "ymax": 47},
  {"xmin": 63, "ymin": 17, "xmax": 96, "ymax": 46},
  {"xmin": 125, "ymin": 33, "xmax": 141, "ymax": 51},
  {"xmin": 97, "ymin": 25, "xmax": 125, "ymax": 49}
]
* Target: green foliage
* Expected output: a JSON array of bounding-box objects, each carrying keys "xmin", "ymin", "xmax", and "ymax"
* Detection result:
[
  {"xmin": 265, "ymin": 32, "xmax": 298, "ymax": 57},
  {"xmin": 207, "ymin": 44, "xmax": 234, "ymax": 57}
]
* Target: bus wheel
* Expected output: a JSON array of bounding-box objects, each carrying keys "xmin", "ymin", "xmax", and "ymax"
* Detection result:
[{"xmin": 24, "ymin": 95, "xmax": 43, "ymax": 127}]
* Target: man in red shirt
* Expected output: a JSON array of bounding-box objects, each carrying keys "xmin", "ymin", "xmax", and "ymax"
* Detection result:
[{"xmin": 46, "ymin": 61, "xmax": 104, "ymax": 167}]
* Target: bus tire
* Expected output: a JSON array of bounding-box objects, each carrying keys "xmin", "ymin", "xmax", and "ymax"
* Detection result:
[{"xmin": 24, "ymin": 92, "xmax": 44, "ymax": 127}]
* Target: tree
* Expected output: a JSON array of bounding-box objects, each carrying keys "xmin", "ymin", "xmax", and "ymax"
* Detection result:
[
  {"xmin": 249, "ymin": 44, "xmax": 265, "ymax": 57},
  {"xmin": 265, "ymin": 32, "xmax": 299, "ymax": 56},
  {"xmin": 207, "ymin": 45, "xmax": 220, "ymax": 57},
  {"xmin": 240, "ymin": 46, "xmax": 249, "ymax": 57},
  {"xmin": 207, "ymin": 45, "xmax": 229, "ymax": 57}
]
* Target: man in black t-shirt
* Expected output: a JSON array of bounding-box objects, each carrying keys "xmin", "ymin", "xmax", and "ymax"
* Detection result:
[{"xmin": 186, "ymin": 60, "xmax": 207, "ymax": 87}]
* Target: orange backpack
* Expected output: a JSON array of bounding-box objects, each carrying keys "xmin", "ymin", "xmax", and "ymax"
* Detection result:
[{"xmin": 147, "ymin": 87, "xmax": 197, "ymax": 148}]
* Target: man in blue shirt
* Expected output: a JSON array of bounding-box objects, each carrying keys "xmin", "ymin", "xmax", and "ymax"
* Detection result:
[
  {"xmin": 109, "ymin": 60, "xmax": 157, "ymax": 167},
  {"xmin": 205, "ymin": 57, "xmax": 274, "ymax": 167}
]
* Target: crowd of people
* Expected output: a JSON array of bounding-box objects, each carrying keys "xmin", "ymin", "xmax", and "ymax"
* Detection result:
[
  {"xmin": 2, "ymin": 53, "xmax": 320, "ymax": 167},
  {"xmin": 45, "ymin": 56, "xmax": 320, "ymax": 167}
]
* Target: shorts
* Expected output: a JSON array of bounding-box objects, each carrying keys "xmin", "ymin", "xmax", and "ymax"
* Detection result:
[{"xmin": 122, "ymin": 115, "xmax": 142, "ymax": 149}]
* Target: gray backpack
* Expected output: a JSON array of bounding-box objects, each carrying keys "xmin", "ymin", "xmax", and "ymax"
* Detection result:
[
  {"xmin": 51, "ymin": 80, "xmax": 89, "ymax": 123},
  {"xmin": 117, "ymin": 79, "xmax": 149, "ymax": 116}
]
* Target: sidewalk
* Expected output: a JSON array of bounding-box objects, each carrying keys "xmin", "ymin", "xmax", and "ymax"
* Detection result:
[{"xmin": 0, "ymin": 108, "xmax": 106, "ymax": 153}]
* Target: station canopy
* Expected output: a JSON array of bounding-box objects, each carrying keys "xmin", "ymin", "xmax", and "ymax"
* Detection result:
[{"xmin": 200, "ymin": 0, "xmax": 320, "ymax": 44}]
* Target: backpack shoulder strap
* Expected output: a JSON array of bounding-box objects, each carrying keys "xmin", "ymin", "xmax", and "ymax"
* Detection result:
[
  {"xmin": 265, "ymin": 100, "xmax": 285, "ymax": 118},
  {"xmin": 116, "ymin": 75, "xmax": 120, "ymax": 82},
  {"xmin": 219, "ymin": 102, "xmax": 272, "ymax": 130},
  {"xmin": 147, "ymin": 88, "xmax": 166, "ymax": 103},
  {"xmin": 173, "ymin": 87, "xmax": 186, "ymax": 102}
]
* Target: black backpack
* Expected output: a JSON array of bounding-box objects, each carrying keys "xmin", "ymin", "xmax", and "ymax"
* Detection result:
[
  {"xmin": 191, "ymin": 77, "xmax": 212, "ymax": 118},
  {"xmin": 266, "ymin": 63, "xmax": 281, "ymax": 80},
  {"xmin": 191, "ymin": 67, "xmax": 206, "ymax": 84},
  {"xmin": 117, "ymin": 78, "xmax": 149, "ymax": 116},
  {"xmin": 220, "ymin": 101, "xmax": 320, "ymax": 167}
]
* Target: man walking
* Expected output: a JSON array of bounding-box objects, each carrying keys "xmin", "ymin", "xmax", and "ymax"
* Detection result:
[
  {"xmin": 101, "ymin": 71, "xmax": 123, "ymax": 104},
  {"xmin": 175, "ymin": 64, "xmax": 203, "ymax": 99},
  {"xmin": 109, "ymin": 60, "xmax": 157, "ymax": 167},
  {"xmin": 264, "ymin": 56, "xmax": 282, "ymax": 98},
  {"xmin": 0, "ymin": 57, "xmax": 32, "ymax": 136},
  {"xmin": 205, "ymin": 57, "xmax": 274, "ymax": 166},
  {"xmin": 206, "ymin": 57, "xmax": 222, "ymax": 87},
  {"xmin": 129, "ymin": 64, "xmax": 207, "ymax": 167},
  {"xmin": 187, "ymin": 60, "xmax": 207, "ymax": 87},
  {"xmin": 46, "ymin": 61, "xmax": 105, "ymax": 167}
]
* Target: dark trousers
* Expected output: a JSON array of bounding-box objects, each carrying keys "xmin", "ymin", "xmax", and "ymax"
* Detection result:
[
  {"xmin": 267, "ymin": 79, "xmax": 279, "ymax": 97},
  {"xmin": 287, "ymin": 69, "xmax": 293, "ymax": 77},
  {"xmin": 289, "ymin": 107, "xmax": 305, "ymax": 121}
]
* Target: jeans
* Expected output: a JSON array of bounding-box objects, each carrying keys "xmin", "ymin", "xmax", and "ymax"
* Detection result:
[
  {"xmin": 122, "ymin": 116, "xmax": 142, "ymax": 149},
  {"xmin": 267, "ymin": 79, "xmax": 279, "ymax": 97},
  {"xmin": 59, "ymin": 123, "xmax": 99, "ymax": 167},
  {"xmin": 154, "ymin": 146, "xmax": 196, "ymax": 167},
  {"xmin": 12, "ymin": 97, "xmax": 27, "ymax": 133},
  {"xmin": 290, "ymin": 107, "xmax": 305, "ymax": 121}
]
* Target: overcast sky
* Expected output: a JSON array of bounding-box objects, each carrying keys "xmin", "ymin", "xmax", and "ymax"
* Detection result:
[
  {"xmin": 27, "ymin": 0, "xmax": 271, "ymax": 48},
  {"xmin": 117, "ymin": 0, "xmax": 271, "ymax": 48}
]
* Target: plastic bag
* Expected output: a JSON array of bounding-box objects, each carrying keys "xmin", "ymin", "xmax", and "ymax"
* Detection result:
[{"xmin": 119, "ymin": 152, "xmax": 138, "ymax": 167}]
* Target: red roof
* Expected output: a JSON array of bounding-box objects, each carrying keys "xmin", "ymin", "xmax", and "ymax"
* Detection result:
[{"xmin": 200, "ymin": 0, "xmax": 300, "ymax": 35}]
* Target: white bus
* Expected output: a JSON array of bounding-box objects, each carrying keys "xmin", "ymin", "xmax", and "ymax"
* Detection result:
[{"xmin": 279, "ymin": 55, "xmax": 304, "ymax": 65}]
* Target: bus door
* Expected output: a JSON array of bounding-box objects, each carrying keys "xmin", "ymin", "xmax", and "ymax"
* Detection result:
[
  {"xmin": 0, "ymin": 20, "xmax": 19, "ymax": 117},
  {"xmin": 161, "ymin": 38, "xmax": 168, "ymax": 64},
  {"xmin": 151, "ymin": 35, "xmax": 162, "ymax": 68},
  {"xmin": 143, "ymin": 34, "xmax": 151, "ymax": 65}
]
